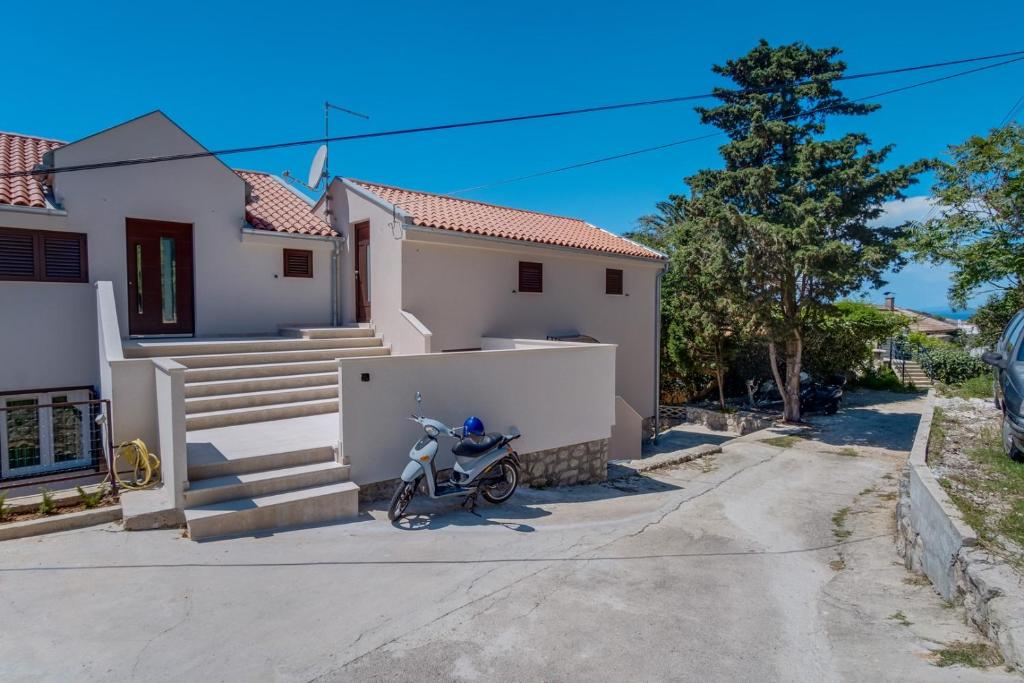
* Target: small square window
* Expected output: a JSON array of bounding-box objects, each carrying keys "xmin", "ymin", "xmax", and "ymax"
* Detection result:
[
  {"xmin": 283, "ymin": 249, "xmax": 313, "ymax": 278},
  {"xmin": 518, "ymin": 261, "xmax": 543, "ymax": 293},
  {"xmin": 606, "ymin": 268, "xmax": 623, "ymax": 295}
]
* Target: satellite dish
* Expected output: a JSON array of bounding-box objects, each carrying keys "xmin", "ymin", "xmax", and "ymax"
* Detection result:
[{"xmin": 307, "ymin": 145, "xmax": 328, "ymax": 189}]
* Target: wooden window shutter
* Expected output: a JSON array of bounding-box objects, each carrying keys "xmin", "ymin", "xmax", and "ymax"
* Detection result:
[
  {"xmin": 518, "ymin": 261, "xmax": 543, "ymax": 293},
  {"xmin": 283, "ymin": 248, "xmax": 313, "ymax": 278},
  {"xmin": 41, "ymin": 233, "xmax": 87, "ymax": 282},
  {"xmin": 0, "ymin": 229, "xmax": 38, "ymax": 280},
  {"xmin": 605, "ymin": 268, "xmax": 623, "ymax": 295}
]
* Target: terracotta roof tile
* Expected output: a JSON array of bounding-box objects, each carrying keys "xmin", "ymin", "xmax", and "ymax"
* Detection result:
[
  {"xmin": 351, "ymin": 179, "xmax": 664, "ymax": 260},
  {"xmin": 0, "ymin": 131, "xmax": 64, "ymax": 208},
  {"xmin": 236, "ymin": 170, "xmax": 335, "ymax": 236}
]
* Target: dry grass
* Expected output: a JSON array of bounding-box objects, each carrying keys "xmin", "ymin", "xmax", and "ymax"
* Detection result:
[{"xmin": 932, "ymin": 641, "xmax": 1003, "ymax": 668}]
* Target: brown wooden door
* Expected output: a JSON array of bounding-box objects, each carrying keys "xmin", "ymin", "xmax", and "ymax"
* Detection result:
[
  {"xmin": 354, "ymin": 221, "xmax": 371, "ymax": 322},
  {"xmin": 126, "ymin": 218, "xmax": 194, "ymax": 336}
]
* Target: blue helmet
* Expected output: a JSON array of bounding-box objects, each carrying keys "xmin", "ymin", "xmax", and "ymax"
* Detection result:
[{"xmin": 463, "ymin": 416, "xmax": 485, "ymax": 437}]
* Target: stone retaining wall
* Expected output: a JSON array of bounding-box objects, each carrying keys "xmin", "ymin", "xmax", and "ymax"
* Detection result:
[
  {"xmin": 896, "ymin": 389, "xmax": 1024, "ymax": 669},
  {"xmin": 685, "ymin": 406, "xmax": 774, "ymax": 435},
  {"xmin": 359, "ymin": 437, "xmax": 609, "ymax": 502}
]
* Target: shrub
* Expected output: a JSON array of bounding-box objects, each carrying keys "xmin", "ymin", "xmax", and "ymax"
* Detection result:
[
  {"xmin": 0, "ymin": 491, "xmax": 8, "ymax": 521},
  {"xmin": 855, "ymin": 365, "xmax": 917, "ymax": 393},
  {"xmin": 918, "ymin": 346, "xmax": 988, "ymax": 384},
  {"xmin": 76, "ymin": 485, "xmax": 107, "ymax": 509},
  {"xmin": 38, "ymin": 488, "xmax": 57, "ymax": 516}
]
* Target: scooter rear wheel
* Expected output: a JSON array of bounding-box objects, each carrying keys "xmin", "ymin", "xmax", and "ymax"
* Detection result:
[
  {"xmin": 388, "ymin": 480, "xmax": 417, "ymax": 521},
  {"xmin": 481, "ymin": 460, "xmax": 519, "ymax": 504}
]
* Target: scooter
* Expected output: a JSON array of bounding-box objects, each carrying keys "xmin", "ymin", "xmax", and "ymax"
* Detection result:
[{"xmin": 387, "ymin": 392, "xmax": 523, "ymax": 522}]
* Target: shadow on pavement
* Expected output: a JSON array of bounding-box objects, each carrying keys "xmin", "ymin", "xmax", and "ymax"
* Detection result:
[
  {"xmin": 804, "ymin": 391, "xmax": 924, "ymax": 452},
  {"xmin": 643, "ymin": 429, "xmax": 733, "ymax": 457}
]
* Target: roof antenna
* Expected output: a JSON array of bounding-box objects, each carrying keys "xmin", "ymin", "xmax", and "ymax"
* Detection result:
[{"xmin": 283, "ymin": 102, "xmax": 369, "ymax": 215}]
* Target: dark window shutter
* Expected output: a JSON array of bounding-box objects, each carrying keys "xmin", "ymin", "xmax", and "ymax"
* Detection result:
[
  {"xmin": 518, "ymin": 261, "xmax": 543, "ymax": 293},
  {"xmin": 41, "ymin": 234, "xmax": 87, "ymax": 282},
  {"xmin": 0, "ymin": 230, "xmax": 38, "ymax": 279},
  {"xmin": 283, "ymin": 248, "xmax": 313, "ymax": 278},
  {"xmin": 605, "ymin": 268, "xmax": 623, "ymax": 295}
]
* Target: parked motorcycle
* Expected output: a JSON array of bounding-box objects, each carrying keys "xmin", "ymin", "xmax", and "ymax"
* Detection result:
[
  {"xmin": 388, "ymin": 392, "xmax": 523, "ymax": 521},
  {"xmin": 747, "ymin": 373, "xmax": 845, "ymax": 415}
]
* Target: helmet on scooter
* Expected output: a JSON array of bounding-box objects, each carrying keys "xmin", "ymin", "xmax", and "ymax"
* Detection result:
[{"xmin": 463, "ymin": 416, "xmax": 485, "ymax": 437}]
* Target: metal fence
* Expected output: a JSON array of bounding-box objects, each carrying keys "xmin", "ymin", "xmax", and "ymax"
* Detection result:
[{"xmin": 0, "ymin": 397, "xmax": 115, "ymax": 492}]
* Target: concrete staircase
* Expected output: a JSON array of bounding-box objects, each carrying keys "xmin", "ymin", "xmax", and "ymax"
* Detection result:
[
  {"xmin": 124, "ymin": 326, "xmax": 389, "ymax": 430},
  {"xmin": 124, "ymin": 326, "xmax": 383, "ymax": 540},
  {"xmin": 183, "ymin": 441, "xmax": 357, "ymax": 540},
  {"xmin": 891, "ymin": 358, "xmax": 933, "ymax": 387}
]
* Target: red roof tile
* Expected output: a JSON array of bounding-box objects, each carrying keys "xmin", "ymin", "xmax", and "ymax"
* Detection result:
[
  {"xmin": 0, "ymin": 131, "xmax": 64, "ymax": 208},
  {"xmin": 237, "ymin": 170, "xmax": 335, "ymax": 237},
  {"xmin": 351, "ymin": 179, "xmax": 664, "ymax": 260}
]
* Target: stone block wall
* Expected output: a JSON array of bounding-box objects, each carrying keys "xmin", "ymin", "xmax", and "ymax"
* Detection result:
[
  {"xmin": 358, "ymin": 437, "xmax": 610, "ymax": 501},
  {"xmin": 518, "ymin": 438, "xmax": 609, "ymax": 487}
]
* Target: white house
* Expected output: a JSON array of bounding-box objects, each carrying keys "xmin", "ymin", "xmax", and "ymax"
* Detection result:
[{"xmin": 0, "ymin": 111, "xmax": 666, "ymax": 537}]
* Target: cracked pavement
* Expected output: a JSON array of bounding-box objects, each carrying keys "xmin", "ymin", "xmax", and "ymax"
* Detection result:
[{"xmin": 1, "ymin": 391, "xmax": 1019, "ymax": 681}]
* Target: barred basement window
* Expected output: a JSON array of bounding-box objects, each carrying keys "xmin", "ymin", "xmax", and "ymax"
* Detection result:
[
  {"xmin": 605, "ymin": 268, "xmax": 623, "ymax": 295},
  {"xmin": 283, "ymin": 248, "xmax": 313, "ymax": 278},
  {"xmin": 0, "ymin": 227, "xmax": 87, "ymax": 283},
  {"xmin": 518, "ymin": 261, "xmax": 543, "ymax": 293}
]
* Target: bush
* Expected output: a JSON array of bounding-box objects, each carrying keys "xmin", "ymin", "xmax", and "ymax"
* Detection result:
[
  {"xmin": 855, "ymin": 365, "xmax": 918, "ymax": 393},
  {"xmin": 0, "ymin": 491, "xmax": 8, "ymax": 521},
  {"xmin": 38, "ymin": 488, "xmax": 57, "ymax": 516},
  {"xmin": 918, "ymin": 346, "xmax": 988, "ymax": 384},
  {"xmin": 76, "ymin": 485, "xmax": 107, "ymax": 509}
]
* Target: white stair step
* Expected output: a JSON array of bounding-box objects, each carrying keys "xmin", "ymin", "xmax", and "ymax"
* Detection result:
[
  {"xmin": 184, "ymin": 348, "xmax": 389, "ymax": 382},
  {"xmin": 185, "ymin": 385, "xmax": 338, "ymax": 414},
  {"xmin": 279, "ymin": 326, "xmax": 374, "ymax": 339},
  {"xmin": 124, "ymin": 335, "xmax": 380, "ymax": 358},
  {"xmin": 184, "ymin": 461, "xmax": 349, "ymax": 507},
  {"xmin": 185, "ymin": 398, "xmax": 339, "ymax": 431},
  {"xmin": 185, "ymin": 372, "xmax": 338, "ymax": 398},
  {"xmin": 188, "ymin": 444, "xmax": 335, "ymax": 480},
  {"xmin": 185, "ymin": 481, "xmax": 359, "ymax": 541},
  {"xmin": 173, "ymin": 343, "xmax": 385, "ymax": 369}
]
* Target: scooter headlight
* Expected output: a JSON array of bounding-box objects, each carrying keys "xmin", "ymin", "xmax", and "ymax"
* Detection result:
[{"xmin": 424, "ymin": 424, "xmax": 439, "ymax": 437}]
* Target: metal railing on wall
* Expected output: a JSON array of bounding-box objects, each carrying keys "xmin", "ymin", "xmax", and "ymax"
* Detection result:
[{"xmin": 0, "ymin": 397, "xmax": 117, "ymax": 494}]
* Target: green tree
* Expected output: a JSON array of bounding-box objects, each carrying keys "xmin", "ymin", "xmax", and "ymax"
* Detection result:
[
  {"xmin": 653, "ymin": 216, "xmax": 744, "ymax": 409},
  {"xmin": 802, "ymin": 301, "xmax": 908, "ymax": 378},
  {"xmin": 672, "ymin": 40, "xmax": 921, "ymax": 421},
  {"xmin": 972, "ymin": 287, "xmax": 1024, "ymax": 348},
  {"xmin": 913, "ymin": 124, "xmax": 1024, "ymax": 308}
]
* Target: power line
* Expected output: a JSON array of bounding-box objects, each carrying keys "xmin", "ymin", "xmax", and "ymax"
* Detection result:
[
  {"xmin": 999, "ymin": 93, "xmax": 1024, "ymax": 127},
  {"xmin": 448, "ymin": 55, "xmax": 1024, "ymax": 195},
  {"xmin": 4, "ymin": 49, "xmax": 1024, "ymax": 180}
]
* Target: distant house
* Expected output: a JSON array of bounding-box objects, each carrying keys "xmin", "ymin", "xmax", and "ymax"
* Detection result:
[
  {"xmin": 879, "ymin": 296, "xmax": 962, "ymax": 339},
  {"xmin": 0, "ymin": 111, "xmax": 665, "ymax": 536}
]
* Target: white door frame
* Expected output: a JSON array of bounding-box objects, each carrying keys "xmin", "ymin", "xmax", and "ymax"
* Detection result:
[{"xmin": 0, "ymin": 390, "xmax": 92, "ymax": 478}]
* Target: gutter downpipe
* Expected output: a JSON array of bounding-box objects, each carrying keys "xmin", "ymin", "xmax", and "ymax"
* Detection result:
[{"xmin": 653, "ymin": 261, "xmax": 667, "ymax": 443}]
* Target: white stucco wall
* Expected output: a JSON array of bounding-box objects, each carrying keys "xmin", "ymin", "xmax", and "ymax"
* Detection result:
[
  {"xmin": 327, "ymin": 181, "xmax": 411, "ymax": 349},
  {"xmin": 400, "ymin": 230, "xmax": 662, "ymax": 417},
  {"xmin": 51, "ymin": 112, "xmax": 336, "ymax": 339},
  {"xmin": 338, "ymin": 342, "xmax": 616, "ymax": 485}
]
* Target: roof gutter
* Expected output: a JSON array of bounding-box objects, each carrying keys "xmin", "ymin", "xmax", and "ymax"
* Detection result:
[{"xmin": 0, "ymin": 203, "xmax": 67, "ymax": 217}]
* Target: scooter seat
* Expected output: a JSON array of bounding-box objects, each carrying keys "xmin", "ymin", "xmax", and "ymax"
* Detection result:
[{"xmin": 452, "ymin": 433, "xmax": 504, "ymax": 457}]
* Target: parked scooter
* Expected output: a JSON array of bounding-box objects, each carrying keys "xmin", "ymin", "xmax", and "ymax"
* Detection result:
[{"xmin": 388, "ymin": 392, "xmax": 523, "ymax": 521}]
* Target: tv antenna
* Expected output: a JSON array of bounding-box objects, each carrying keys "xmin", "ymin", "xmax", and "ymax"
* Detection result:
[{"xmin": 283, "ymin": 101, "xmax": 369, "ymax": 198}]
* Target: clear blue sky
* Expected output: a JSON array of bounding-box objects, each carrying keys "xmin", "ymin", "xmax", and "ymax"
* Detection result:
[{"xmin": 5, "ymin": 0, "xmax": 1023, "ymax": 313}]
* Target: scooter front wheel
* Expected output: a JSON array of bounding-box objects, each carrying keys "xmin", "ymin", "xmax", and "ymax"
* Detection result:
[
  {"xmin": 388, "ymin": 480, "xmax": 417, "ymax": 521},
  {"xmin": 481, "ymin": 460, "xmax": 519, "ymax": 504}
]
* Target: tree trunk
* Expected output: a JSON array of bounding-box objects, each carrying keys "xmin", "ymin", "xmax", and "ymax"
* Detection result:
[
  {"xmin": 783, "ymin": 334, "xmax": 803, "ymax": 423},
  {"xmin": 716, "ymin": 368, "xmax": 726, "ymax": 410},
  {"xmin": 767, "ymin": 341, "xmax": 787, "ymax": 416}
]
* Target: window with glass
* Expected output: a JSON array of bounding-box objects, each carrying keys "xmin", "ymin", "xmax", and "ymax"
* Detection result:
[{"xmin": 1, "ymin": 389, "xmax": 92, "ymax": 477}]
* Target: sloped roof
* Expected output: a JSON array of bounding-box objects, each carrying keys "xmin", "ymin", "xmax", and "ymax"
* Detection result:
[
  {"xmin": 0, "ymin": 131, "xmax": 64, "ymax": 208},
  {"xmin": 236, "ymin": 170, "xmax": 335, "ymax": 236},
  {"xmin": 350, "ymin": 179, "xmax": 664, "ymax": 260},
  {"xmin": 0, "ymin": 128, "xmax": 332, "ymax": 236}
]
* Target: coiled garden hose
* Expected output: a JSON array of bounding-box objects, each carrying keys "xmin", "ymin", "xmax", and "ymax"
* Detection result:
[{"xmin": 105, "ymin": 439, "xmax": 161, "ymax": 490}]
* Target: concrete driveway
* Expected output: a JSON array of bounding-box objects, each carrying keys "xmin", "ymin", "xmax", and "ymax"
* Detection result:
[{"xmin": 1, "ymin": 391, "xmax": 1018, "ymax": 682}]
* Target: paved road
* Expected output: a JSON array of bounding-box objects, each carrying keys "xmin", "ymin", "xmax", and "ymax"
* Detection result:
[{"xmin": 1, "ymin": 391, "xmax": 1018, "ymax": 682}]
